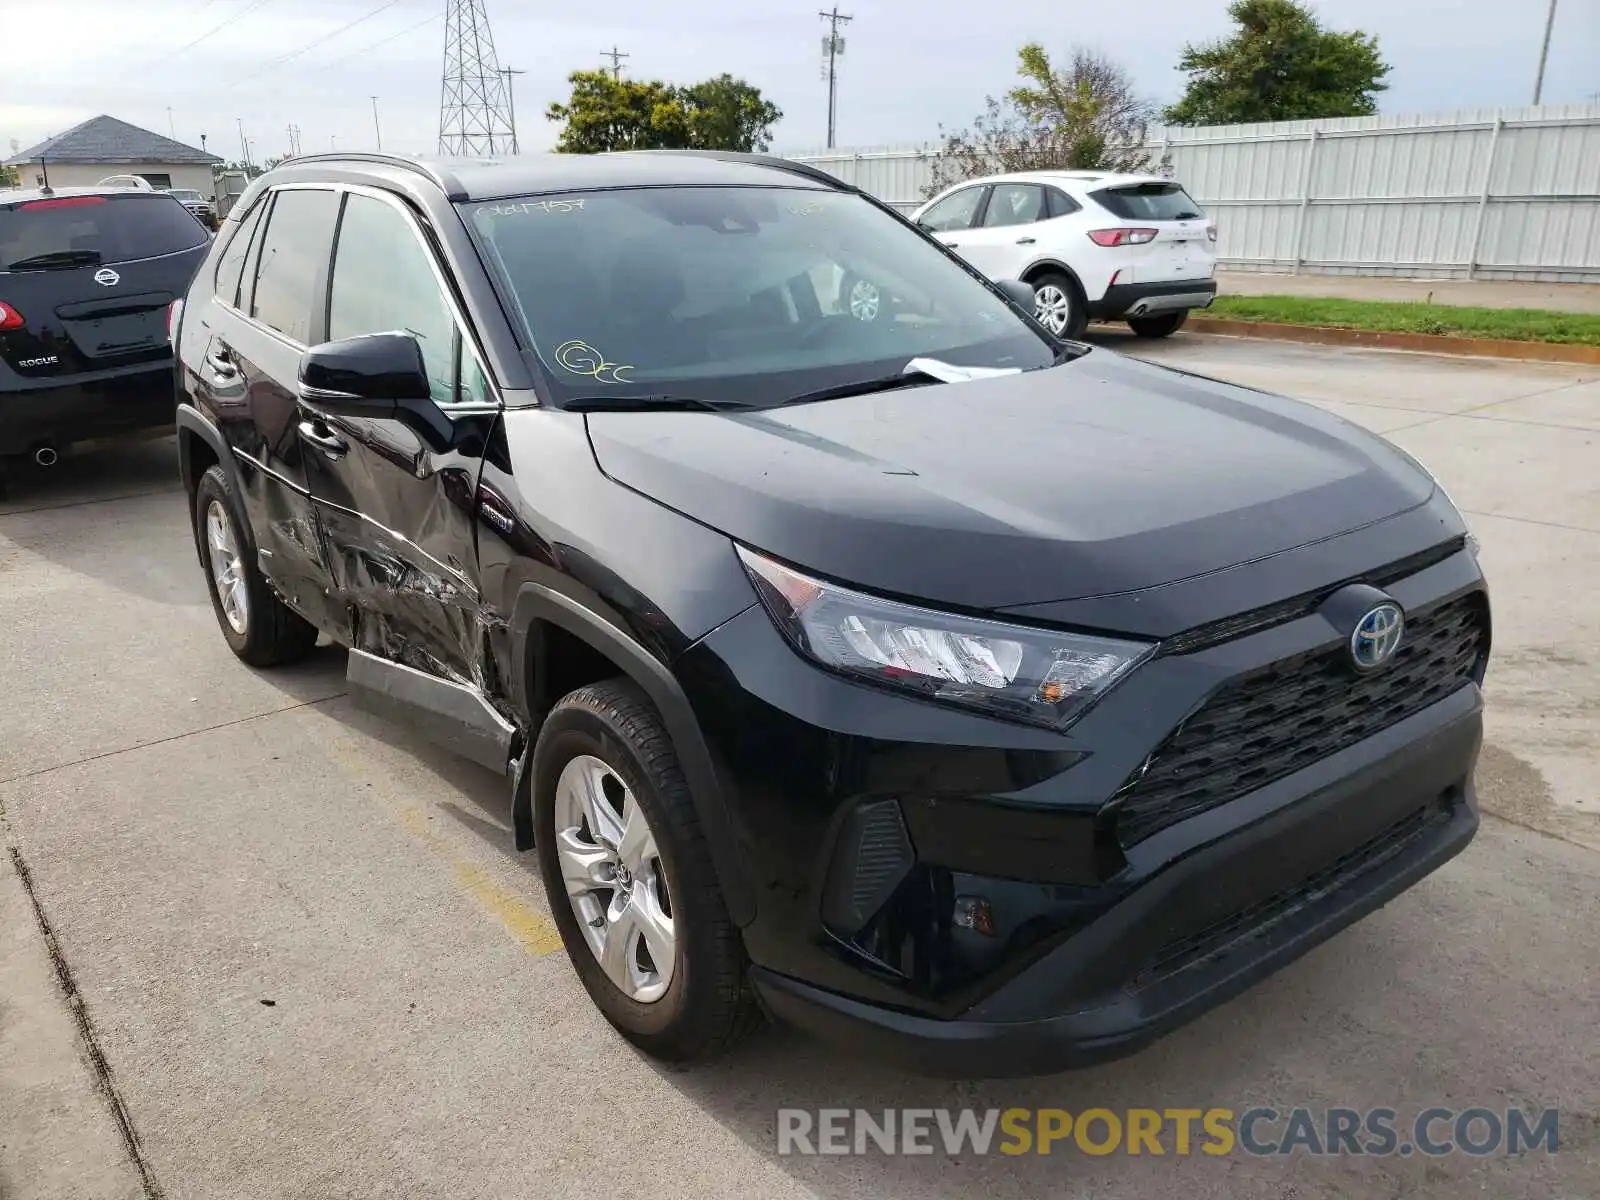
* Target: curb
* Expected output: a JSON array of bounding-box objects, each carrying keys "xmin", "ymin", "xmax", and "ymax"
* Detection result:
[{"xmin": 1183, "ymin": 316, "xmax": 1600, "ymax": 366}]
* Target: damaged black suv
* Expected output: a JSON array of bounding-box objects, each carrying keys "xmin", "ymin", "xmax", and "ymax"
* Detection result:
[{"xmin": 174, "ymin": 152, "xmax": 1489, "ymax": 1075}]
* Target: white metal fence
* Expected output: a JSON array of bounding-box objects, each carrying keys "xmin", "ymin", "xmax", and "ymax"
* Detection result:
[{"xmin": 787, "ymin": 104, "xmax": 1600, "ymax": 283}]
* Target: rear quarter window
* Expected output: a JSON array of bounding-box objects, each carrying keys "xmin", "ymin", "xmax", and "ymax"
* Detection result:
[
  {"xmin": 1090, "ymin": 183, "xmax": 1205, "ymax": 221},
  {"xmin": 0, "ymin": 194, "xmax": 208, "ymax": 271}
]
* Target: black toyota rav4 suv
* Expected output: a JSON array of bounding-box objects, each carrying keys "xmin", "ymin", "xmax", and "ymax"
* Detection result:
[
  {"xmin": 174, "ymin": 152, "xmax": 1488, "ymax": 1076},
  {"xmin": 2, "ymin": 186, "xmax": 209, "ymax": 479}
]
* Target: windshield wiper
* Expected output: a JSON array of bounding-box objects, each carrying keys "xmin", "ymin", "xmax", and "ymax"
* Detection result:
[
  {"xmin": 564, "ymin": 394, "xmax": 755, "ymax": 413},
  {"xmin": 779, "ymin": 368, "xmax": 941, "ymax": 407},
  {"xmin": 6, "ymin": 249, "xmax": 103, "ymax": 271}
]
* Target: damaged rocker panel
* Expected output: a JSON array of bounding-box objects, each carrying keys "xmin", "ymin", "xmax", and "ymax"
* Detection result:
[{"xmin": 346, "ymin": 649, "xmax": 517, "ymax": 773}]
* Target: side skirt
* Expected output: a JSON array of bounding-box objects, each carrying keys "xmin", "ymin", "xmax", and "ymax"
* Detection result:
[{"xmin": 345, "ymin": 649, "xmax": 517, "ymax": 774}]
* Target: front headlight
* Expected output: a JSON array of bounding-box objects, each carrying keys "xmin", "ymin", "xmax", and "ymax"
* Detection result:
[{"xmin": 737, "ymin": 547, "xmax": 1153, "ymax": 729}]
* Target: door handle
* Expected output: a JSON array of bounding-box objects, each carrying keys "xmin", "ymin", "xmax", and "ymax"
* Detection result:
[
  {"xmin": 298, "ymin": 419, "xmax": 349, "ymax": 459},
  {"xmin": 945, "ymin": 242, "xmax": 959, "ymax": 248},
  {"xmin": 1015, "ymin": 236, "xmax": 1036, "ymax": 245}
]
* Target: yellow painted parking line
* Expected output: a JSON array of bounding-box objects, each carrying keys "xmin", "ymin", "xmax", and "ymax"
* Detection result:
[{"xmin": 398, "ymin": 805, "xmax": 565, "ymax": 957}]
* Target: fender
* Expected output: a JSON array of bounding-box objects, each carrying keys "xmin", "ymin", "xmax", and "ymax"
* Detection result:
[
  {"xmin": 1022, "ymin": 257, "xmax": 1090, "ymax": 298},
  {"xmin": 175, "ymin": 402, "xmax": 250, "ymax": 565},
  {"xmin": 508, "ymin": 582, "xmax": 757, "ymax": 927}
]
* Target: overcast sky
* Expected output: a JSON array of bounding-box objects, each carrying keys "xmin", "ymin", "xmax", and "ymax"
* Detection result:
[{"xmin": 4, "ymin": 0, "xmax": 1597, "ymax": 162}]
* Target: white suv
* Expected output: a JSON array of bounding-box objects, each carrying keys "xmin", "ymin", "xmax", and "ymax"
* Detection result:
[{"xmin": 910, "ymin": 171, "xmax": 1217, "ymax": 339}]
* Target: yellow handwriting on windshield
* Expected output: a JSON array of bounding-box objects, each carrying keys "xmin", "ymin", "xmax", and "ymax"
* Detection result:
[{"xmin": 555, "ymin": 340, "xmax": 634, "ymax": 384}]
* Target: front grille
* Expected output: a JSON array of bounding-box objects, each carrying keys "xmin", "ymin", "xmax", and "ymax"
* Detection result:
[
  {"xmin": 1114, "ymin": 591, "xmax": 1487, "ymax": 846},
  {"xmin": 1131, "ymin": 801, "xmax": 1446, "ymax": 988}
]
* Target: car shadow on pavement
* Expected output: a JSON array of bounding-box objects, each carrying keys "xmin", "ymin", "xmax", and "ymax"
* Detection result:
[
  {"xmin": 641, "ymin": 909, "xmax": 1428, "ymax": 1196},
  {"xmin": 0, "ymin": 434, "xmax": 182, "ymax": 514}
]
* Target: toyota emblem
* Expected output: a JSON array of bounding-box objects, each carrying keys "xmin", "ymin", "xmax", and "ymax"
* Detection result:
[{"xmin": 1350, "ymin": 603, "xmax": 1404, "ymax": 671}]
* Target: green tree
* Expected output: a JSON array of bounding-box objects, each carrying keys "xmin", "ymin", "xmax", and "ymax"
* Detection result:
[
  {"xmin": 680, "ymin": 74, "xmax": 783, "ymax": 152},
  {"xmin": 927, "ymin": 44, "xmax": 1157, "ymax": 196},
  {"xmin": 1164, "ymin": 0, "xmax": 1389, "ymax": 125},
  {"xmin": 546, "ymin": 69, "xmax": 781, "ymax": 154}
]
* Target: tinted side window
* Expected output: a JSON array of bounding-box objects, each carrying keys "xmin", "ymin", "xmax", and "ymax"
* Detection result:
[
  {"xmin": 919, "ymin": 187, "xmax": 984, "ymax": 232},
  {"xmin": 250, "ymin": 189, "xmax": 340, "ymax": 344},
  {"xmin": 213, "ymin": 200, "xmax": 266, "ymax": 307},
  {"xmin": 1045, "ymin": 188, "xmax": 1081, "ymax": 218},
  {"xmin": 981, "ymin": 184, "xmax": 1045, "ymax": 228},
  {"xmin": 328, "ymin": 193, "xmax": 457, "ymax": 405}
]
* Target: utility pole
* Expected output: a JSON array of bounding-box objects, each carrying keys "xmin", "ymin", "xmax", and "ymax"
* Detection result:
[
  {"xmin": 499, "ymin": 66, "xmax": 526, "ymax": 152},
  {"xmin": 600, "ymin": 45, "xmax": 629, "ymax": 81},
  {"xmin": 371, "ymin": 96, "xmax": 383, "ymax": 150},
  {"xmin": 818, "ymin": 7, "xmax": 852, "ymax": 150},
  {"xmin": 167, "ymin": 107, "xmax": 176, "ymax": 139},
  {"xmin": 1532, "ymin": 0, "xmax": 1558, "ymax": 104},
  {"xmin": 438, "ymin": 0, "xmax": 516, "ymax": 155},
  {"xmin": 286, "ymin": 124, "xmax": 302, "ymax": 157},
  {"xmin": 236, "ymin": 117, "xmax": 252, "ymax": 168}
]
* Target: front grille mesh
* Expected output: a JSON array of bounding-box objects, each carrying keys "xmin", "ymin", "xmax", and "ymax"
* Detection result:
[{"xmin": 1114, "ymin": 592, "xmax": 1487, "ymax": 846}]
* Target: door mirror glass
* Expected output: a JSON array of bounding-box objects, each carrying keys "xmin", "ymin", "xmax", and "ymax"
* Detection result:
[{"xmin": 299, "ymin": 332, "xmax": 434, "ymax": 412}]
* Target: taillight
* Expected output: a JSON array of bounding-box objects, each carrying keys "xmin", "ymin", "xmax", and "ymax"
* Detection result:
[
  {"xmin": 166, "ymin": 299, "xmax": 184, "ymax": 344},
  {"xmin": 1206, "ymin": 224, "xmax": 1218, "ymax": 242},
  {"xmin": 18, "ymin": 195, "xmax": 108, "ymax": 210},
  {"xmin": 0, "ymin": 301, "xmax": 23, "ymax": 331},
  {"xmin": 1088, "ymin": 228, "xmax": 1159, "ymax": 247}
]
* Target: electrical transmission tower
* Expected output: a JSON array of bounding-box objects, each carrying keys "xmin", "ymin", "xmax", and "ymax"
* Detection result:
[{"xmin": 438, "ymin": 0, "xmax": 515, "ymax": 155}]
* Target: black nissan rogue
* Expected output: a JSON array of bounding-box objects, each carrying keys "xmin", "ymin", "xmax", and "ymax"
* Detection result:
[
  {"xmin": 173, "ymin": 152, "xmax": 1489, "ymax": 1076},
  {"xmin": 1, "ymin": 186, "xmax": 209, "ymax": 478}
]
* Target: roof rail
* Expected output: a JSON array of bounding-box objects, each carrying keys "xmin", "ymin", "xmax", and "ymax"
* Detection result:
[
  {"xmin": 274, "ymin": 152, "xmax": 471, "ymax": 201},
  {"xmin": 634, "ymin": 149, "xmax": 853, "ymax": 192}
]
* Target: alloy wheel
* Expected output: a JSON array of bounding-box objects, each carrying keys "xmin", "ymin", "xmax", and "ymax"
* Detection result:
[
  {"xmin": 1034, "ymin": 284, "xmax": 1073, "ymax": 336},
  {"xmin": 553, "ymin": 754, "xmax": 676, "ymax": 1004},
  {"xmin": 206, "ymin": 500, "xmax": 250, "ymax": 635},
  {"xmin": 848, "ymin": 278, "xmax": 882, "ymax": 321}
]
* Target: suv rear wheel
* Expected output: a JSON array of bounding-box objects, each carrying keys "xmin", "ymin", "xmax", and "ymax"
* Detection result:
[
  {"xmin": 194, "ymin": 465, "xmax": 319, "ymax": 667},
  {"xmin": 533, "ymin": 679, "xmax": 759, "ymax": 1061},
  {"xmin": 1127, "ymin": 310, "xmax": 1189, "ymax": 338}
]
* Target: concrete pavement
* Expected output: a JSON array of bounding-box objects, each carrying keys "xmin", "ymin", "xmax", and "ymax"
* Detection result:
[{"xmin": 2, "ymin": 340, "xmax": 1597, "ymax": 1199}]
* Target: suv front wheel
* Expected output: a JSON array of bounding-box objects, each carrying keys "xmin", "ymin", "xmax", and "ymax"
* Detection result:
[
  {"xmin": 533, "ymin": 679, "xmax": 759, "ymax": 1062},
  {"xmin": 194, "ymin": 465, "xmax": 319, "ymax": 667}
]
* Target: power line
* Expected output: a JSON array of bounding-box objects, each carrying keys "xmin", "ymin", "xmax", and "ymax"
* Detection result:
[
  {"xmin": 320, "ymin": 10, "xmax": 442, "ymax": 70},
  {"xmin": 169, "ymin": 0, "xmax": 276, "ymax": 56},
  {"xmin": 235, "ymin": 0, "xmax": 406, "ymax": 83}
]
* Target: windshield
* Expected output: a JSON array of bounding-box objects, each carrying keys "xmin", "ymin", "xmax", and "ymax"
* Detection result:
[
  {"xmin": 0, "ymin": 193, "xmax": 208, "ymax": 271},
  {"xmin": 169, "ymin": 190, "xmax": 204, "ymax": 203},
  {"xmin": 463, "ymin": 186, "xmax": 1056, "ymax": 407}
]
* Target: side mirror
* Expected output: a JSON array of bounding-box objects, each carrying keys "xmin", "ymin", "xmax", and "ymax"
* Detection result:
[
  {"xmin": 299, "ymin": 332, "xmax": 433, "ymax": 411},
  {"xmin": 996, "ymin": 278, "xmax": 1037, "ymax": 311},
  {"xmin": 298, "ymin": 332, "xmax": 451, "ymax": 448}
]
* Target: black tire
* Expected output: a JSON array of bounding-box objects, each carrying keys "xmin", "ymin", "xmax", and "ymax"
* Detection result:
[
  {"xmin": 194, "ymin": 464, "xmax": 319, "ymax": 667},
  {"xmin": 1127, "ymin": 310, "xmax": 1189, "ymax": 338},
  {"xmin": 533, "ymin": 679, "xmax": 759, "ymax": 1062},
  {"xmin": 1030, "ymin": 270, "xmax": 1088, "ymax": 339}
]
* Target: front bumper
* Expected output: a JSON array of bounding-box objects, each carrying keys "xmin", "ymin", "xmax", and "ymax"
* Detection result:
[
  {"xmin": 674, "ymin": 512, "xmax": 1487, "ymax": 1074},
  {"xmin": 1, "ymin": 362, "xmax": 175, "ymax": 455},
  {"xmin": 1090, "ymin": 278, "xmax": 1218, "ymax": 320},
  {"xmin": 751, "ymin": 692, "xmax": 1480, "ymax": 1077}
]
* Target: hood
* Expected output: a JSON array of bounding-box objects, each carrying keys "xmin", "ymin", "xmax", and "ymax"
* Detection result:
[{"xmin": 584, "ymin": 350, "xmax": 1435, "ymax": 612}]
